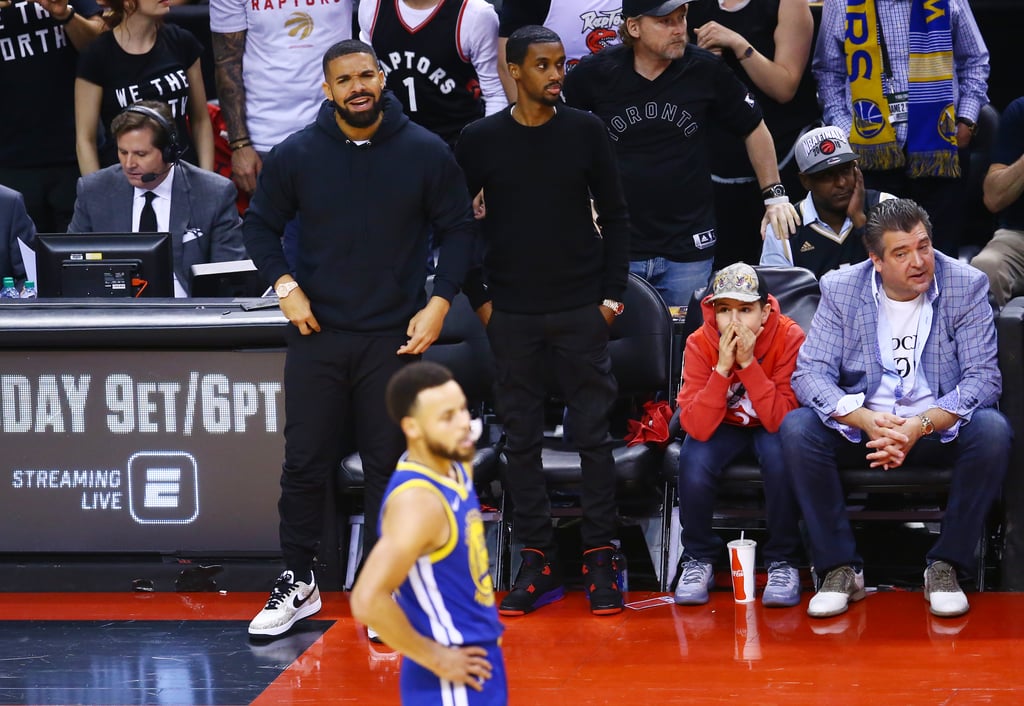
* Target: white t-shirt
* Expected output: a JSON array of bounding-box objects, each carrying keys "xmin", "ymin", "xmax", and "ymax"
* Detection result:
[
  {"xmin": 210, "ymin": 0, "xmax": 354, "ymax": 152},
  {"xmin": 358, "ymin": 0, "xmax": 506, "ymax": 117},
  {"xmin": 866, "ymin": 291, "xmax": 936, "ymax": 416}
]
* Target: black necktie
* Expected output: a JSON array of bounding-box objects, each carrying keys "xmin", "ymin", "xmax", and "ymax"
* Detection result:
[{"xmin": 139, "ymin": 191, "xmax": 158, "ymax": 232}]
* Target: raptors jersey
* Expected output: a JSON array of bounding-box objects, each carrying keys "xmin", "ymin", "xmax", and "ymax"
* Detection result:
[
  {"xmin": 381, "ymin": 457, "xmax": 504, "ymax": 648},
  {"xmin": 544, "ymin": 0, "xmax": 622, "ymax": 70},
  {"xmin": 366, "ymin": 0, "xmax": 484, "ymax": 146}
]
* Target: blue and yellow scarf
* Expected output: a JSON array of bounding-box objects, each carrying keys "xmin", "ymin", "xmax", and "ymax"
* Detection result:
[{"xmin": 845, "ymin": 0, "xmax": 959, "ymax": 178}]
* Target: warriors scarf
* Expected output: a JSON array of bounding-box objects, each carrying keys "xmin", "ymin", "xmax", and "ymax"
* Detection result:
[{"xmin": 845, "ymin": 0, "xmax": 959, "ymax": 177}]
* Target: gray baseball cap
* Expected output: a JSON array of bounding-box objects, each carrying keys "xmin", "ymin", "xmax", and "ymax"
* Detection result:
[{"xmin": 795, "ymin": 126, "xmax": 859, "ymax": 175}]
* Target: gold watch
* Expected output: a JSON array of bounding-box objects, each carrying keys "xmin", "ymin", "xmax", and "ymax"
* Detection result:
[{"xmin": 919, "ymin": 414, "xmax": 935, "ymax": 436}]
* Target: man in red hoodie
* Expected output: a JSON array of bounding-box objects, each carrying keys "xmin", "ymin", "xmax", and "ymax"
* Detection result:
[{"xmin": 673, "ymin": 262, "xmax": 805, "ymax": 608}]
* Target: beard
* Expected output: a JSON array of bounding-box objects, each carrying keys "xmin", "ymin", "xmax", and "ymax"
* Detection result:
[
  {"xmin": 426, "ymin": 436, "xmax": 476, "ymax": 464},
  {"xmin": 334, "ymin": 93, "xmax": 383, "ymax": 128}
]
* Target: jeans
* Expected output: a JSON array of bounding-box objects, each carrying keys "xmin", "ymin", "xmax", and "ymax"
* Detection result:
[
  {"xmin": 678, "ymin": 424, "xmax": 803, "ymax": 565},
  {"xmin": 487, "ymin": 304, "xmax": 618, "ymax": 553},
  {"xmin": 629, "ymin": 257, "xmax": 713, "ymax": 309},
  {"xmin": 780, "ymin": 407, "xmax": 1011, "ymax": 577}
]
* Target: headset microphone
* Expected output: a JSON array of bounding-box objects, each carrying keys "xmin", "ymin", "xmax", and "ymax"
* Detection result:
[{"xmin": 140, "ymin": 165, "xmax": 172, "ymax": 184}]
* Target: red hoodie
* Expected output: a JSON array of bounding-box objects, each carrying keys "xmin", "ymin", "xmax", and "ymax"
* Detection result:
[{"xmin": 676, "ymin": 293, "xmax": 805, "ymax": 441}]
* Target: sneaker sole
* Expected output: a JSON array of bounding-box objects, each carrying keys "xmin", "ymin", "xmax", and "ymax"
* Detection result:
[
  {"xmin": 924, "ymin": 592, "xmax": 970, "ymax": 618},
  {"xmin": 807, "ymin": 588, "xmax": 866, "ymax": 619},
  {"xmin": 248, "ymin": 594, "xmax": 323, "ymax": 637},
  {"xmin": 762, "ymin": 594, "xmax": 802, "ymax": 608},
  {"xmin": 591, "ymin": 605, "xmax": 624, "ymax": 616},
  {"xmin": 498, "ymin": 587, "xmax": 565, "ymax": 616}
]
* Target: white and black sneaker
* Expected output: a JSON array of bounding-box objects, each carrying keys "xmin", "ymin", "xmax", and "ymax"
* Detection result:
[{"xmin": 248, "ymin": 570, "xmax": 322, "ymax": 638}]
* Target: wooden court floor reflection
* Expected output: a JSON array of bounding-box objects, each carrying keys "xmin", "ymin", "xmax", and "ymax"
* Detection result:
[{"xmin": 6, "ymin": 590, "xmax": 1024, "ymax": 704}]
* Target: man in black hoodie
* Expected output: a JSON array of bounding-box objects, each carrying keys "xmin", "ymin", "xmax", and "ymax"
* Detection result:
[{"xmin": 244, "ymin": 39, "xmax": 476, "ymax": 639}]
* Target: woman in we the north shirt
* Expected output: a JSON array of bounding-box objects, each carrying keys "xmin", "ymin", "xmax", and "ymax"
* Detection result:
[{"xmin": 74, "ymin": 0, "xmax": 214, "ymax": 175}]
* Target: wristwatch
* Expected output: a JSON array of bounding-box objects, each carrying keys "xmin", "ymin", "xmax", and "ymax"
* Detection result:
[
  {"xmin": 761, "ymin": 183, "xmax": 787, "ymax": 200},
  {"xmin": 738, "ymin": 45, "xmax": 754, "ymax": 61},
  {"xmin": 275, "ymin": 281, "xmax": 300, "ymax": 299},
  {"xmin": 919, "ymin": 414, "xmax": 935, "ymax": 436},
  {"xmin": 601, "ymin": 299, "xmax": 625, "ymax": 316},
  {"xmin": 956, "ymin": 117, "xmax": 977, "ymax": 136}
]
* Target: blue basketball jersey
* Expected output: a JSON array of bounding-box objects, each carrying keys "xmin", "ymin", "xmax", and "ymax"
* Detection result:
[{"xmin": 381, "ymin": 456, "xmax": 504, "ymax": 648}]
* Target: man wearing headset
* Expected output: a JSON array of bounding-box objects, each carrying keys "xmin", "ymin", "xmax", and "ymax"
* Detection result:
[{"xmin": 67, "ymin": 100, "xmax": 246, "ymax": 296}]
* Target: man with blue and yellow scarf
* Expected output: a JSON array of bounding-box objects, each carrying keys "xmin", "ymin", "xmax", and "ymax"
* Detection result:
[{"xmin": 813, "ymin": 0, "xmax": 989, "ymax": 258}]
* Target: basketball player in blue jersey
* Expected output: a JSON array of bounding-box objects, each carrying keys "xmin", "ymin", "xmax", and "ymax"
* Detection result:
[{"xmin": 351, "ymin": 362, "xmax": 507, "ymax": 706}]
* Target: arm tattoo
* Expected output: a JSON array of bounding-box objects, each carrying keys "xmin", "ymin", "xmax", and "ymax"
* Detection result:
[{"xmin": 212, "ymin": 30, "xmax": 251, "ymax": 143}]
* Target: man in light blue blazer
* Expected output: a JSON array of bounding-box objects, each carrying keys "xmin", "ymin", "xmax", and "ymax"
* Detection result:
[
  {"xmin": 780, "ymin": 198, "xmax": 1010, "ymax": 620},
  {"xmin": 0, "ymin": 184, "xmax": 32, "ymax": 287},
  {"xmin": 67, "ymin": 101, "xmax": 245, "ymax": 296}
]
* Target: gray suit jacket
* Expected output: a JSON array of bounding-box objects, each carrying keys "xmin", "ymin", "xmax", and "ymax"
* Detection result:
[
  {"xmin": 0, "ymin": 185, "xmax": 32, "ymax": 286},
  {"xmin": 67, "ymin": 161, "xmax": 245, "ymax": 294}
]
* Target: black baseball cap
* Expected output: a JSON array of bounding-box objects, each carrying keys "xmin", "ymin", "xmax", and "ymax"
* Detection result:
[{"xmin": 622, "ymin": 0, "xmax": 693, "ymax": 18}]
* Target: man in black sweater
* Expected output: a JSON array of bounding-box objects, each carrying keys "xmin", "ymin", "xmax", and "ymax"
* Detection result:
[
  {"xmin": 455, "ymin": 25, "xmax": 630, "ymax": 617},
  {"xmin": 244, "ymin": 39, "xmax": 476, "ymax": 639}
]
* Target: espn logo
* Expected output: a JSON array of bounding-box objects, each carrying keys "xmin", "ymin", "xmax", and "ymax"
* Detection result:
[{"xmin": 127, "ymin": 451, "xmax": 200, "ymax": 525}]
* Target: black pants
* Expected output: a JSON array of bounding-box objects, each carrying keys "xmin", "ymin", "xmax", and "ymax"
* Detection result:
[
  {"xmin": 278, "ymin": 327, "xmax": 411, "ymax": 574},
  {"xmin": 487, "ymin": 305, "xmax": 619, "ymax": 555}
]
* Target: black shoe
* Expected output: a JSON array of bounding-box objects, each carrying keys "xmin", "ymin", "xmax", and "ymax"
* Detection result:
[
  {"xmin": 499, "ymin": 548, "xmax": 565, "ymax": 616},
  {"xmin": 582, "ymin": 546, "xmax": 624, "ymax": 615}
]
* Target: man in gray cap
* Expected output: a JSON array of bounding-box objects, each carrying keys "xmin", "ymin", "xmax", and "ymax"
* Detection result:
[
  {"xmin": 563, "ymin": 0, "xmax": 799, "ymax": 308},
  {"xmin": 761, "ymin": 125, "xmax": 896, "ymax": 278}
]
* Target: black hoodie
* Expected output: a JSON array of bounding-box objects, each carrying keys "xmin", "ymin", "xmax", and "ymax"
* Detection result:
[{"xmin": 243, "ymin": 91, "xmax": 475, "ymax": 334}]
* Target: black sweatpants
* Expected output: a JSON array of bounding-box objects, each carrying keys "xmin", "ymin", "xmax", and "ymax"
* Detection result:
[{"xmin": 278, "ymin": 327, "xmax": 412, "ymax": 575}]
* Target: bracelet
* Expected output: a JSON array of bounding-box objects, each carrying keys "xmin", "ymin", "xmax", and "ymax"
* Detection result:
[
  {"xmin": 764, "ymin": 196, "xmax": 790, "ymax": 206},
  {"xmin": 229, "ymin": 139, "xmax": 253, "ymax": 152},
  {"xmin": 55, "ymin": 4, "xmax": 76, "ymax": 24},
  {"xmin": 761, "ymin": 183, "xmax": 786, "ymax": 200}
]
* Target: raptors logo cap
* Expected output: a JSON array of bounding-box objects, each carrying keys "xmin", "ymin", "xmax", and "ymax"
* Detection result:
[
  {"xmin": 623, "ymin": 0, "xmax": 694, "ymax": 18},
  {"xmin": 795, "ymin": 126, "xmax": 859, "ymax": 175},
  {"xmin": 709, "ymin": 263, "xmax": 764, "ymax": 304}
]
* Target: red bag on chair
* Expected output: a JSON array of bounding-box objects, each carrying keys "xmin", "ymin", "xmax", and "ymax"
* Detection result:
[{"xmin": 624, "ymin": 400, "xmax": 673, "ymax": 447}]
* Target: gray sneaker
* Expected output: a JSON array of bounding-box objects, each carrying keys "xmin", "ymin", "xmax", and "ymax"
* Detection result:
[
  {"xmin": 807, "ymin": 565, "xmax": 866, "ymax": 618},
  {"xmin": 762, "ymin": 562, "xmax": 801, "ymax": 608},
  {"xmin": 674, "ymin": 560, "xmax": 714, "ymax": 605},
  {"xmin": 924, "ymin": 561, "xmax": 969, "ymax": 617}
]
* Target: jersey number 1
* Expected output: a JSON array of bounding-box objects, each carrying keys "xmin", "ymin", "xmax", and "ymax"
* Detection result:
[{"xmin": 402, "ymin": 76, "xmax": 419, "ymax": 112}]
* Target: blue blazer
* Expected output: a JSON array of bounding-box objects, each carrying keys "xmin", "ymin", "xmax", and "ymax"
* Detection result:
[
  {"xmin": 67, "ymin": 161, "xmax": 245, "ymax": 294},
  {"xmin": 0, "ymin": 185, "xmax": 32, "ymax": 286},
  {"xmin": 792, "ymin": 251, "xmax": 1001, "ymax": 430}
]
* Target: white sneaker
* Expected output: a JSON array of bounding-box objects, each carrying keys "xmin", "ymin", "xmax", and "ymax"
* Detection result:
[
  {"xmin": 924, "ymin": 561, "xmax": 969, "ymax": 617},
  {"xmin": 807, "ymin": 566, "xmax": 866, "ymax": 618},
  {"xmin": 248, "ymin": 570, "xmax": 322, "ymax": 638}
]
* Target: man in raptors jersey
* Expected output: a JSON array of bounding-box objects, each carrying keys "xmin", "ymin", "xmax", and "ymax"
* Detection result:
[
  {"xmin": 360, "ymin": 0, "xmax": 506, "ymax": 148},
  {"xmin": 351, "ymin": 362, "xmax": 507, "ymax": 706}
]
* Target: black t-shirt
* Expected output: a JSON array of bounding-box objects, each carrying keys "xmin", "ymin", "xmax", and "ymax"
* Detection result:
[
  {"xmin": 687, "ymin": 0, "xmax": 819, "ymax": 178},
  {"xmin": 0, "ymin": 0, "xmax": 103, "ymax": 167},
  {"xmin": 563, "ymin": 44, "xmax": 763, "ymax": 262},
  {"xmin": 368, "ymin": 0, "xmax": 483, "ymax": 147},
  {"xmin": 991, "ymin": 97, "xmax": 1024, "ymax": 231},
  {"xmin": 497, "ymin": 0, "xmax": 549, "ymax": 36},
  {"xmin": 77, "ymin": 23, "xmax": 203, "ymax": 167},
  {"xmin": 454, "ymin": 105, "xmax": 630, "ymax": 314}
]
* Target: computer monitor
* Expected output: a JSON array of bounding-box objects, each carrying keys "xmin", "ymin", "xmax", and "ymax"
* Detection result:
[{"xmin": 35, "ymin": 233, "xmax": 174, "ymax": 298}]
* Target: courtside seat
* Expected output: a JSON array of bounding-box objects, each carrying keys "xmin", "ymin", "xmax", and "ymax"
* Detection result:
[{"xmin": 660, "ymin": 266, "xmax": 1004, "ymax": 591}]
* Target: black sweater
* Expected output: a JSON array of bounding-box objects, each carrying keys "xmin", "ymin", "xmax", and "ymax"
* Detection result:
[
  {"xmin": 454, "ymin": 105, "xmax": 630, "ymax": 314},
  {"xmin": 243, "ymin": 92, "xmax": 475, "ymax": 334}
]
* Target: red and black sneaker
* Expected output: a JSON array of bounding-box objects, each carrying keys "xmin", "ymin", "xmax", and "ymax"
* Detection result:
[
  {"xmin": 499, "ymin": 548, "xmax": 565, "ymax": 616},
  {"xmin": 582, "ymin": 546, "xmax": 624, "ymax": 616}
]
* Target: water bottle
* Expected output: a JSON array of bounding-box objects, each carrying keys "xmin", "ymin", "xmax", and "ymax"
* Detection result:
[
  {"xmin": 0, "ymin": 277, "xmax": 19, "ymax": 299},
  {"xmin": 19, "ymin": 281, "xmax": 36, "ymax": 299},
  {"xmin": 611, "ymin": 539, "xmax": 629, "ymax": 593}
]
